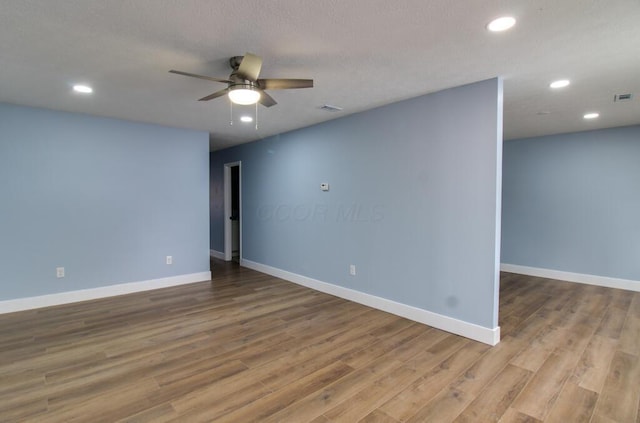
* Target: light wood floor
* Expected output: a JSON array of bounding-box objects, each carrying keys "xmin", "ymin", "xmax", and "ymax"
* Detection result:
[{"xmin": 1, "ymin": 260, "xmax": 639, "ymax": 422}]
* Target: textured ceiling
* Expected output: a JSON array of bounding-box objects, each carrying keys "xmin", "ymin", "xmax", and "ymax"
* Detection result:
[{"xmin": 1, "ymin": 1, "xmax": 639, "ymax": 150}]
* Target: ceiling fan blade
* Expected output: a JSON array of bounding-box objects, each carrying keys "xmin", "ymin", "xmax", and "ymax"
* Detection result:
[
  {"xmin": 236, "ymin": 53, "xmax": 262, "ymax": 82},
  {"xmin": 169, "ymin": 70, "xmax": 231, "ymax": 84},
  {"xmin": 257, "ymin": 78, "xmax": 314, "ymax": 90},
  {"xmin": 258, "ymin": 90, "xmax": 277, "ymax": 107},
  {"xmin": 198, "ymin": 88, "xmax": 229, "ymax": 101}
]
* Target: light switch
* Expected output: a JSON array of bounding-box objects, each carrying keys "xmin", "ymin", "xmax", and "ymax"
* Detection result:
[{"xmin": 320, "ymin": 183, "xmax": 330, "ymax": 191}]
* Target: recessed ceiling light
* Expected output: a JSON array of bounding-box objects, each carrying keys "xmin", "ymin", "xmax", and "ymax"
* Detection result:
[
  {"xmin": 550, "ymin": 79, "xmax": 570, "ymax": 89},
  {"xmin": 240, "ymin": 116, "xmax": 253, "ymax": 123},
  {"xmin": 72, "ymin": 84, "xmax": 93, "ymax": 94},
  {"xmin": 583, "ymin": 112, "xmax": 599, "ymax": 119},
  {"xmin": 487, "ymin": 16, "xmax": 516, "ymax": 32}
]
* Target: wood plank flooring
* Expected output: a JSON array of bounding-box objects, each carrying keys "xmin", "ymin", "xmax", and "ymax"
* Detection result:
[{"xmin": 1, "ymin": 260, "xmax": 639, "ymax": 422}]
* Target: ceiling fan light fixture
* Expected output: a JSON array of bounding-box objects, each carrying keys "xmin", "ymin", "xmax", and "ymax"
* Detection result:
[{"xmin": 228, "ymin": 85, "xmax": 261, "ymax": 105}]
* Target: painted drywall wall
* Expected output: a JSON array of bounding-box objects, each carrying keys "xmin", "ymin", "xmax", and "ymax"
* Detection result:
[
  {"xmin": 211, "ymin": 78, "xmax": 503, "ymax": 330},
  {"xmin": 0, "ymin": 103, "xmax": 210, "ymax": 301},
  {"xmin": 502, "ymin": 125, "xmax": 640, "ymax": 282}
]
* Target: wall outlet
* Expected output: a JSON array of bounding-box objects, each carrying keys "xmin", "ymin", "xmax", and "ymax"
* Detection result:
[
  {"xmin": 166, "ymin": 256, "xmax": 173, "ymax": 265},
  {"xmin": 349, "ymin": 264, "xmax": 356, "ymax": 276},
  {"xmin": 56, "ymin": 267, "xmax": 65, "ymax": 278}
]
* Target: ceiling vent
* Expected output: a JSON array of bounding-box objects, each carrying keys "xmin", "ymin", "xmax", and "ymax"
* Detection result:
[
  {"xmin": 614, "ymin": 93, "xmax": 633, "ymax": 102},
  {"xmin": 320, "ymin": 104, "xmax": 343, "ymax": 112}
]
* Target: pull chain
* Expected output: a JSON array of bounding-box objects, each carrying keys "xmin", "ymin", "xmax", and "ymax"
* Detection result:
[
  {"xmin": 229, "ymin": 100, "xmax": 233, "ymax": 125},
  {"xmin": 255, "ymin": 102, "xmax": 258, "ymax": 130}
]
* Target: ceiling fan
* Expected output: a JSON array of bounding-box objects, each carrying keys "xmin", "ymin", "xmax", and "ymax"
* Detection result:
[{"xmin": 169, "ymin": 53, "xmax": 313, "ymax": 107}]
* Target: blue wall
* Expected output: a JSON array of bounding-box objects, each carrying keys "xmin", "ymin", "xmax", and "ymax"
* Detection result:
[
  {"xmin": 502, "ymin": 125, "xmax": 640, "ymax": 282},
  {"xmin": 211, "ymin": 78, "xmax": 503, "ymax": 329},
  {"xmin": 0, "ymin": 103, "xmax": 210, "ymax": 300}
]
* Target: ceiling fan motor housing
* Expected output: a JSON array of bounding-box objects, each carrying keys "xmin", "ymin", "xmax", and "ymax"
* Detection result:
[{"xmin": 229, "ymin": 56, "xmax": 244, "ymax": 70}]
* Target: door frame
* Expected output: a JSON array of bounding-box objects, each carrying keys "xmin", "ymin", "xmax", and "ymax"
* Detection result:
[{"xmin": 223, "ymin": 161, "xmax": 241, "ymax": 262}]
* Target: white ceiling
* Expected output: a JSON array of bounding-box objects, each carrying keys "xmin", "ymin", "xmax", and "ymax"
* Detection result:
[{"xmin": 1, "ymin": 1, "xmax": 639, "ymax": 151}]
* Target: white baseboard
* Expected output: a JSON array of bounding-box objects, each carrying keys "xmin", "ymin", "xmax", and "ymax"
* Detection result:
[
  {"xmin": 500, "ymin": 263, "xmax": 640, "ymax": 292},
  {"xmin": 210, "ymin": 249, "xmax": 225, "ymax": 260},
  {"xmin": 241, "ymin": 259, "xmax": 500, "ymax": 346},
  {"xmin": 0, "ymin": 271, "xmax": 212, "ymax": 314}
]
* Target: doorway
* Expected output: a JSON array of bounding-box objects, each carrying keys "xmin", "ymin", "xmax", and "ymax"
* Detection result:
[{"xmin": 224, "ymin": 161, "xmax": 241, "ymax": 263}]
